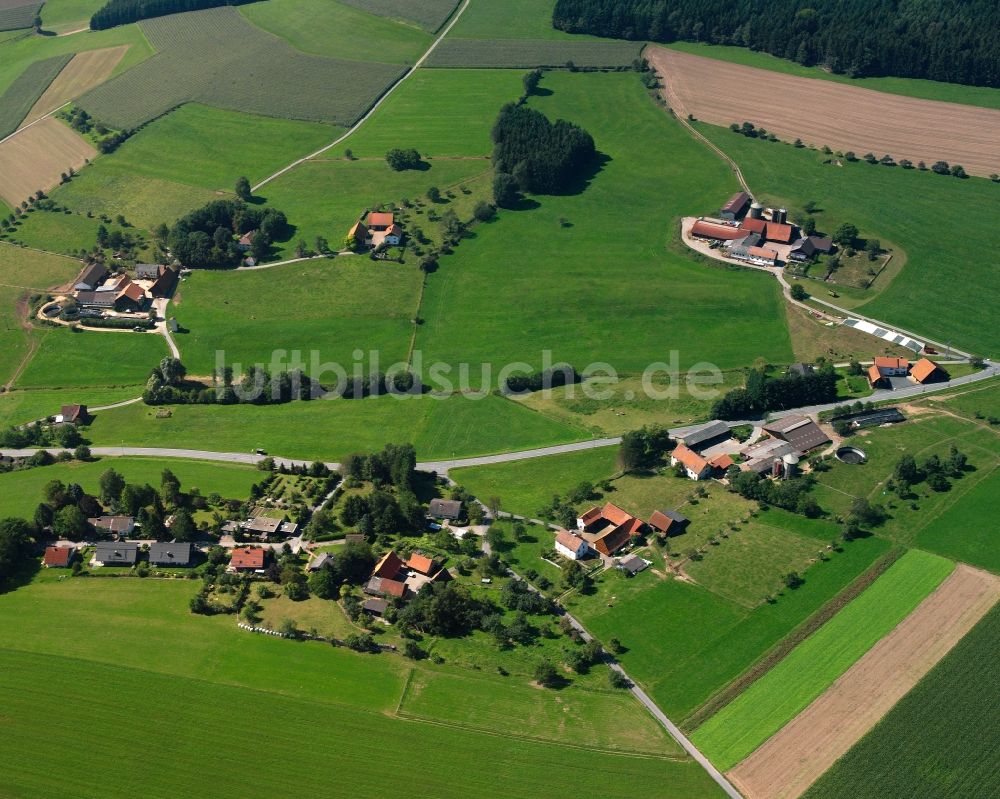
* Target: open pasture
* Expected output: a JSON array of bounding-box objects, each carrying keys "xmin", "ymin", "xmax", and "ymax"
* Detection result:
[
  {"xmin": 240, "ymin": 0, "xmax": 432, "ymax": 63},
  {"xmin": 691, "ymin": 550, "xmax": 954, "ymax": 771},
  {"xmin": 651, "ymin": 47, "xmax": 1000, "ymax": 178},
  {"xmin": 39, "ymin": 0, "xmax": 105, "ymax": 31},
  {"xmin": 696, "ymin": 125, "xmax": 1000, "ymax": 356},
  {"xmin": 78, "ymin": 7, "xmax": 404, "ymax": 130},
  {"xmin": 0, "ymin": 456, "xmax": 260, "ymax": 518},
  {"xmin": 0, "ymin": 386, "xmax": 142, "ymax": 428},
  {"xmin": 427, "ymin": 38, "xmax": 644, "ymax": 68},
  {"xmin": 730, "ymin": 564, "xmax": 1000, "ymax": 799},
  {"xmin": 0, "ymin": 115, "xmax": 95, "ymax": 206},
  {"xmin": 21, "ymin": 45, "xmax": 129, "ymax": 126},
  {"xmin": 803, "ymin": 603, "xmax": 1000, "ymax": 799},
  {"xmin": 338, "ymin": 0, "xmax": 458, "ymax": 31},
  {"xmin": 916, "ymin": 467, "xmax": 1000, "ymax": 574},
  {"xmin": 0, "ymin": 53, "xmax": 72, "ymax": 138},
  {"xmin": 417, "ymin": 71, "xmax": 793, "ymax": 374},
  {"xmin": 0, "ymin": 0, "xmax": 38, "ymax": 30},
  {"xmin": 449, "ymin": 0, "xmax": 601, "ymax": 40},
  {"xmin": 84, "ymin": 392, "xmax": 588, "ymax": 461},
  {"xmin": 175, "ymin": 258, "xmax": 422, "ymax": 377},
  {"xmin": 564, "ymin": 535, "xmax": 891, "ymax": 722}
]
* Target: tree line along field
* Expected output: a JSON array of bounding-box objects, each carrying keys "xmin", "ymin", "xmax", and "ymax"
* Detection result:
[
  {"xmin": 338, "ymin": 0, "xmax": 459, "ymax": 32},
  {"xmin": 426, "ymin": 38, "xmax": 644, "ymax": 68},
  {"xmin": 78, "ymin": 7, "xmax": 405, "ymax": 130},
  {"xmin": 239, "ymin": 0, "xmax": 433, "ymax": 64},
  {"xmin": 690, "ymin": 550, "xmax": 954, "ymax": 772},
  {"xmin": 803, "ymin": 603, "xmax": 1000, "ymax": 799},
  {"xmin": 695, "ymin": 122, "xmax": 1000, "ymax": 357},
  {"xmin": 0, "ymin": 575, "xmax": 725, "ymax": 798},
  {"xmin": 0, "ymin": 456, "xmax": 260, "ymax": 518},
  {"xmin": 415, "ymin": 70, "xmax": 793, "ymax": 374},
  {"xmin": 0, "ymin": 53, "xmax": 71, "ymax": 138}
]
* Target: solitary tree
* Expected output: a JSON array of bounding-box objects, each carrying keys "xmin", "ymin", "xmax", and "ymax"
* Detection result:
[
  {"xmin": 790, "ymin": 284, "xmax": 808, "ymax": 301},
  {"xmin": 235, "ymin": 176, "xmax": 252, "ymax": 201},
  {"xmin": 832, "ymin": 222, "xmax": 858, "ymax": 248}
]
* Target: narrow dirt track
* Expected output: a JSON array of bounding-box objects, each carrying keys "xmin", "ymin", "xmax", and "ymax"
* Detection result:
[
  {"xmin": 648, "ymin": 46, "xmax": 1000, "ymax": 178},
  {"xmin": 728, "ymin": 563, "xmax": 1000, "ymax": 799}
]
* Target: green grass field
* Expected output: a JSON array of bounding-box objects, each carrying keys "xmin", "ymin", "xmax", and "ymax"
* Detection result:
[
  {"xmin": 0, "ymin": 386, "xmax": 142, "ymax": 428},
  {"xmin": 330, "ymin": 68, "xmax": 523, "ymax": 157},
  {"xmin": 16, "ymin": 326, "xmax": 166, "ymax": 389},
  {"xmin": 240, "ymin": 0, "xmax": 431, "ymax": 63},
  {"xmin": 339, "ymin": 0, "xmax": 458, "ymax": 32},
  {"xmin": 7, "ymin": 207, "xmax": 132, "ymax": 255},
  {"xmin": 916, "ymin": 468, "xmax": 1000, "ymax": 573},
  {"xmin": 803, "ymin": 603, "xmax": 1000, "ymax": 799},
  {"xmin": 691, "ymin": 549, "xmax": 954, "ymax": 771},
  {"xmin": 564, "ymin": 534, "xmax": 891, "ymax": 722},
  {"xmin": 78, "ymin": 7, "xmax": 405, "ymax": 130},
  {"xmin": 0, "ymin": 571, "xmax": 725, "ymax": 798},
  {"xmin": 174, "ymin": 258, "xmax": 421, "ymax": 377},
  {"xmin": 668, "ymin": 41, "xmax": 1000, "ymax": 112},
  {"xmin": 416, "ymin": 71, "xmax": 793, "ymax": 374},
  {"xmin": 84, "ymin": 392, "xmax": 588, "ymax": 460},
  {"xmin": 427, "ymin": 38, "xmax": 644, "ymax": 68},
  {"xmin": 0, "ymin": 456, "xmax": 259, "ymax": 518},
  {"xmin": 697, "ymin": 122, "xmax": 1000, "ymax": 355},
  {"xmin": 0, "ymin": 53, "xmax": 71, "ymax": 138},
  {"xmin": 449, "ymin": 0, "xmax": 600, "ymax": 40},
  {"xmin": 39, "ymin": 0, "xmax": 104, "ymax": 31}
]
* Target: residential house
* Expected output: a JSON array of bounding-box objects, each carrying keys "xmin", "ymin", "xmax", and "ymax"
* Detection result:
[
  {"xmin": 874, "ymin": 356, "xmax": 910, "ymax": 376},
  {"xmin": 245, "ymin": 516, "xmax": 282, "ymax": 540},
  {"xmin": 89, "ymin": 515, "xmax": 135, "ymax": 537},
  {"xmin": 762, "ymin": 415, "xmax": 831, "ymax": 452},
  {"xmin": 647, "ymin": 509, "xmax": 689, "ymax": 537},
  {"xmin": 671, "ymin": 444, "xmax": 713, "ymax": 481},
  {"xmin": 669, "ymin": 420, "xmax": 732, "ymax": 451},
  {"xmin": 307, "ymin": 552, "xmax": 331, "ymax": 572},
  {"xmin": 910, "ymin": 358, "xmax": 945, "ymax": 384},
  {"xmin": 554, "ymin": 529, "xmax": 591, "ymax": 560},
  {"xmin": 42, "ymin": 545, "xmax": 74, "ymax": 568},
  {"xmin": 617, "ymin": 555, "xmax": 648, "ymax": 576},
  {"xmin": 134, "ymin": 263, "xmax": 162, "ymax": 280},
  {"xmin": 230, "ymin": 547, "xmax": 266, "ymax": 572},
  {"xmin": 372, "ymin": 550, "xmax": 404, "ymax": 580},
  {"xmin": 719, "ymin": 191, "xmax": 751, "ymax": 220},
  {"xmin": 405, "ymin": 553, "xmax": 437, "ymax": 576},
  {"xmin": 428, "ymin": 498, "xmax": 462, "ymax": 521},
  {"xmin": 59, "ymin": 404, "xmax": 88, "ymax": 425},
  {"xmin": 148, "ymin": 542, "xmax": 192, "ymax": 567},
  {"xmin": 366, "ymin": 212, "xmax": 394, "ymax": 231},
  {"xmin": 362, "ymin": 597, "xmax": 389, "ymax": 616},
  {"xmin": 115, "ymin": 282, "xmax": 147, "ymax": 312},
  {"xmin": 691, "ymin": 220, "xmax": 745, "ymax": 242},
  {"xmin": 867, "ymin": 364, "xmax": 887, "ymax": 389},
  {"xmin": 73, "ymin": 263, "xmax": 107, "ymax": 291},
  {"xmin": 730, "ymin": 244, "xmax": 778, "ymax": 266},
  {"xmin": 237, "ymin": 231, "xmax": 256, "ymax": 251},
  {"xmin": 365, "ymin": 576, "xmax": 406, "ymax": 599},
  {"xmin": 93, "ymin": 542, "xmax": 138, "ymax": 566},
  {"xmin": 789, "ymin": 235, "xmax": 833, "ymax": 262},
  {"xmin": 576, "ymin": 502, "xmax": 643, "ymax": 556}
]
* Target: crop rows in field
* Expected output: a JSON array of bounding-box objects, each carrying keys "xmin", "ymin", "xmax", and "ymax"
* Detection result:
[
  {"xmin": 426, "ymin": 38, "xmax": 644, "ymax": 68},
  {"xmin": 804, "ymin": 602, "xmax": 1000, "ymax": 799},
  {"xmin": 78, "ymin": 7, "xmax": 404, "ymax": 129},
  {"xmin": 0, "ymin": 0, "xmax": 39, "ymax": 31},
  {"xmin": 339, "ymin": 0, "xmax": 458, "ymax": 32},
  {"xmin": 0, "ymin": 53, "xmax": 72, "ymax": 138}
]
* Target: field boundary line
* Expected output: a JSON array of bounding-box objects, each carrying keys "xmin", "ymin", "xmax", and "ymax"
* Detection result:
[
  {"xmin": 0, "ymin": 100, "xmax": 71, "ymax": 148},
  {"xmin": 393, "ymin": 667, "xmax": 415, "ymax": 715},
  {"xmin": 252, "ymin": 0, "xmax": 471, "ymax": 192}
]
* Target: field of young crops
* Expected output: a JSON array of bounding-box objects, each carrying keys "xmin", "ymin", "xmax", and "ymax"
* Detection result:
[
  {"xmin": 0, "ymin": 53, "xmax": 71, "ymax": 137},
  {"xmin": 0, "ymin": 0, "xmax": 39, "ymax": 31},
  {"xmin": 78, "ymin": 7, "xmax": 404, "ymax": 129},
  {"xmin": 339, "ymin": 0, "xmax": 458, "ymax": 31},
  {"xmin": 804, "ymin": 603, "xmax": 1000, "ymax": 799},
  {"xmin": 426, "ymin": 38, "xmax": 644, "ymax": 68}
]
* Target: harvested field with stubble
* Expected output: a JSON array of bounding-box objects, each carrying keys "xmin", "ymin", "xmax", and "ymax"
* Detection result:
[
  {"xmin": 728, "ymin": 563, "xmax": 1000, "ymax": 799},
  {"xmin": 427, "ymin": 38, "xmax": 644, "ymax": 68},
  {"xmin": 650, "ymin": 46, "xmax": 1000, "ymax": 178},
  {"xmin": 79, "ymin": 7, "xmax": 404, "ymax": 130},
  {"xmin": 0, "ymin": 116, "xmax": 96, "ymax": 206},
  {"xmin": 21, "ymin": 46, "xmax": 129, "ymax": 126}
]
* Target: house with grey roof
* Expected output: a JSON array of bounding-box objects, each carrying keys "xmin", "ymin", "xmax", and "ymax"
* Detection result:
[
  {"xmin": 428, "ymin": 498, "xmax": 462, "ymax": 521},
  {"xmin": 93, "ymin": 542, "xmax": 139, "ymax": 566},
  {"xmin": 148, "ymin": 542, "xmax": 192, "ymax": 567}
]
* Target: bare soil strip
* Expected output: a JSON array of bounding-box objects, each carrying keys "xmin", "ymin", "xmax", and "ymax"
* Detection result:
[
  {"xmin": 728, "ymin": 563, "xmax": 1000, "ymax": 799},
  {"xmin": 0, "ymin": 116, "xmax": 96, "ymax": 206},
  {"xmin": 20, "ymin": 46, "xmax": 129, "ymax": 127},
  {"xmin": 648, "ymin": 46, "xmax": 1000, "ymax": 178}
]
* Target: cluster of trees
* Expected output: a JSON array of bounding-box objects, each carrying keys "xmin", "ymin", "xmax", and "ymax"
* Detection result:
[
  {"xmin": 165, "ymin": 199, "xmax": 287, "ymax": 268},
  {"xmin": 335, "ymin": 444, "xmax": 425, "ymax": 537},
  {"xmin": 491, "ymin": 103, "xmax": 595, "ymax": 207},
  {"xmin": 502, "ymin": 366, "xmax": 580, "ymax": 394},
  {"xmin": 396, "ymin": 581, "xmax": 495, "ymax": 637},
  {"xmin": 328, "ymin": 370, "xmax": 417, "ymax": 400},
  {"xmin": 385, "ymin": 148, "xmax": 423, "ymax": 171},
  {"xmin": 340, "ymin": 443, "xmax": 418, "ymax": 490},
  {"xmin": 888, "ymin": 448, "xmax": 968, "ymax": 496},
  {"xmin": 712, "ymin": 365, "xmax": 838, "ymax": 420},
  {"xmin": 144, "ymin": 359, "xmax": 320, "ymax": 406},
  {"xmin": 618, "ymin": 424, "xmax": 673, "ymax": 472},
  {"xmin": 0, "ymin": 419, "xmax": 84, "ymax": 450},
  {"xmin": 0, "ymin": 518, "xmax": 34, "ymax": 588},
  {"xmin": 552, "ymin": 0, "xmax": 1000, "ymax": 88},
  {"xmin": 728, "ymin": 470, "xmax": 821, "ymax": 517},
  {"xmin": 90, "ymin": 0, "xmax": 253, "ymax": 29}
]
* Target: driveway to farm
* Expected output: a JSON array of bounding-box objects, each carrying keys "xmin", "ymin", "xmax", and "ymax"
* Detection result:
[{"xmin": 251, "ymin": 0, "xmax": 471, "ymax": 192}]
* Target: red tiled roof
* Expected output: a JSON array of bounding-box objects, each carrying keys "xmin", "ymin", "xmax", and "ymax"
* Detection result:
[
  {"xmin": 556, "ymin": 530, "xmax": 587, "ymax": 552},
  {"xmin": 691, "ymin": 220, "xmax": 745, "ymax": 241},
  {"xmin": 738, "ymin": 217, "xmax": 767, "ymax": 235},
  {"xmin": 372, "ymin": 550, "xmax": 403, "ymax": 580},
  {"xmin": 380, "ymin": 578, "xmax": 406, "ymax": 598},
  {"xmin": 61, "ymin": 404, "xmax": 85, "ymax": 422},
  {"xmin": 709, "ymin": 453, "xmax": 735, "ymax": 469},
  {"xmin": 910, "ymin": 358, "xmax": 940, "ymax": 383},
  {"xmin": 367, "ymin": 212, "xmax": 394, "ymax": 228},
  {"xmin": 238, "ymin": 231, "xmax": 256, "ymax": 246},
  {"xmin": 593, "ymin": 522, "xmax": 635, "ymax": 556},
  {"xmin": 600, "ymin": 503, "xmax": 634, "ymax": 527},
  {"xmin": 578, "ymin": 506, "xmax": 603, "ymax": 525},
  {"xmin": 867, "ymin": 365, "xmax": 883, "ymax": 385},
  {"xmin": 406, "ymin": 553, "xmax": 435, "ymax": 575},
  {"xmin": 672, "ymin": 443, "xmax": 710, "ymax": 473},
  {"xmin": 348, "ymin": 220, "xmax": 367, "ymax": 239},
  {"xmin": 764, "ymin": 222, "xmax": 794, "ymax": 243},
  {"xmin": 231, "ymin": 547, "xmax": 265, "ymax": 569},
  {"xmin": 117, "ymin": 283, "xmax": 145, "ymax": 302},
  {"xmin": 748, "ymin": 246, "xmax": 778, "ymax": 261},
  {"xmin": 874, "ymin": 356, "xmax": 909, "ymax": 370},
  {"xmin": 43, "ymin": 546, "xmax": 72, "ymax": 566},
  {"xmin": 721, "ymin": 191, "xmax": 750, "ymax": 214}
]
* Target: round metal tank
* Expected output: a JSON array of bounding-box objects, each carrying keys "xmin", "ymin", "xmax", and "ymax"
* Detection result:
[
  {"xmin": 776, "ymin": 208, "xmax": 788, "ymax": 224},
  {"xmin": 782, "ymin": 452, "xmax": 799, "ymax": 478},
  {"xmin": 750, "ymin": 202, "xmax": 764, "ymax": 219}
]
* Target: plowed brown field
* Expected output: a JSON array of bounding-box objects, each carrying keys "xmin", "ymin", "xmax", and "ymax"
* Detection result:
[
  {"xmin": 727, "ymin": 563, "xmax": 1000, "ymax": 799},
  {"xmin": 20, "ymin": 46, "xmax": 129, "ymax": 127},
  {"xmin": 649, "ymin": 46, "xmax": 1000, "ymax": 178},
  {"xmin": 0, "ymin": 116, "xmax": 95, "ymax": 205}
]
